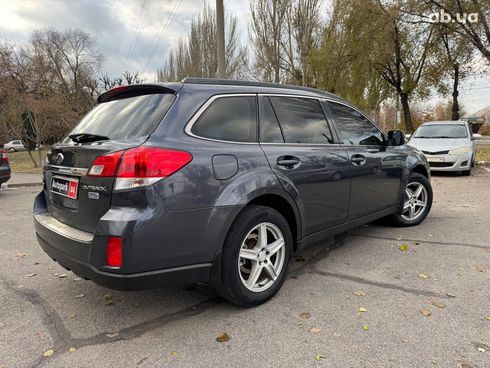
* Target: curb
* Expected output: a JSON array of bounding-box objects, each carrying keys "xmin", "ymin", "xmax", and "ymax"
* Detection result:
[{"xmin": 2, "ymin": 182, "xmax": 43, "ymax": 188}]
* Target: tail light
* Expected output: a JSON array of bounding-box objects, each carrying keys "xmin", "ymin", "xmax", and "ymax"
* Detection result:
[
  {"xmin": 0, "ymin": 149, "xmax": 8, "ymax": 164},
  {"xmin": 106, "ymin": 237, "xmax": 122, "ymax": 267},
  {"xmin": 87, "ymin": 146, "xmax": 192, "ymax": 191}
]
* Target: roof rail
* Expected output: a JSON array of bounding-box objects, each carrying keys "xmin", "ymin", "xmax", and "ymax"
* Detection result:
[{"xmin": 181, "ymin": 77, "xmax": 339, "ymax": 99}]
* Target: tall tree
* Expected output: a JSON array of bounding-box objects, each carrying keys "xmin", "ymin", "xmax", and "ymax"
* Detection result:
[
  {"xmin": 249, "ymin": 0, "xmax": 289, "ymax": 83},
  {"xmin": 422, "ymin": 0, "xmax": 490, "ymax": 63},
  {"xmin": 157, "ymin": 6, "xmax": 247, "ymax": 82}
]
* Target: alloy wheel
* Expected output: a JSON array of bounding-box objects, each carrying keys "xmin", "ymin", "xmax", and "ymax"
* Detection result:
[
  {"xmin": 401, "ymin": 182, "xmax": 428, "ymax": 221},
  {"xmin": 238, "ymin": 222, "xmax": 286, "ymax": 293}
]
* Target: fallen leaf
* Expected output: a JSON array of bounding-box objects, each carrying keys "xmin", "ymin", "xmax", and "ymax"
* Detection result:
[
  {"xmin": 445, "ymin": 292, "xmax": 457, "ymax": 298},
  {"xmin": 300, "ymin": 312, "xmax": 311, "ymax": 319},
  {"xmin": 171, "ymin": 352, "xmax": 178, "ymax": 356},
  {"xmin": 399, "ymin": 244, "xmax": 409, "ymax": 251},
  {"xmin": 353, "ymin": 290, "xmax": 366, "ymax": 297},
  {"xmin": 362, "ymin": 325, "xmax": 369, "ymax": 331},
  {"xmin": 430, "ymin": 301, "xmax": 446, "ymax": 309},
  {"xmin": 314, "ymin": 354, "xmax": 325, "ymax": 361},
  {"xmin": 359, "ymin": 307, "xmax": 367, "ymax": 313},
  {"xmin": 73, "ymin": 277, "xmax": 82, "ymax": 282},
  {"xmin": 419, "ymin": 273, "xmax": 430, "ymax": 279},
  {"xmin": 486, "ymin": 316, "xmax": 490, "ymax": 321},
  {"xmin": 475, "ymin": 265, "xmax": 485, "ymax": 273},
  {"xmin": 26, "ymin": 273, "xmax": 37, "ymax": 277},
  {"xmin": 216, "ymin": 332, "xmax": 230, "ymax": 342},
  {"xmin": 13, "ymin": 252, "xmax": 27, "ymax": 261},
  {"xmin": 75, "ymin": 294, "xmax": 85, "ymax": 298},
  {"xmin": 69, "ymin": 314, "xmax": 76, "ymax": 319},
  {"xmin": 68, "ymin": 347, "xmax": 76, "ymax": 353},
  {"xmin": 421, "ymin": 308, "xmax": 432, "ymax": 317},
  {"xmin": 42, "ymin": 349, "xmax": 54, "ymax": 357},
  {"xmin": 309, "ymin": 327, "xmax": 320, "ymax": 334},
  {"xmin": 58, "ymin": 274, "xmax": 67, "ymax": 278},
  {"xmin": 471, "ymin": 341, "xmax": 489, "ymax": 351},
  {"xmin": 105, "ymin": 332, "xmax": 119, "ymax": 338},
  {"xmin": 103, "ymin": 293, "xmax": 113, "ymax": 301}
]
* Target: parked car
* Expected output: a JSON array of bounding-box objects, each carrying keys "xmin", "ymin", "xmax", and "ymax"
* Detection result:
[
  {"xmin": 0, "ymin": 149, "xmax": 11, "ymax": 186},
  {"xmin": 4, "ymin": 140, "xmax": 26, "ymax": 152},
  {"xmin": 407, "ymin": 121, "xmax": 477, "ymax": 176},
  {"xmin": 33, "ymin": 79, "xmax": 433, "ymax": 307}
]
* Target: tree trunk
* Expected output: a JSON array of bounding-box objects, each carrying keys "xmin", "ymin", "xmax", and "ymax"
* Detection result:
[
  {"xmin": 400, "ymin": 93, "xmax": 414, "ymax": 133},
  {"xmin": 451, "ymin": 63, "xmax": 460, "ymax": 120}
]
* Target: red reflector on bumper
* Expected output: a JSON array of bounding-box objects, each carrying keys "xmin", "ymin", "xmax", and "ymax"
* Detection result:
[{"xmin": 106, "ymin": 237, "xmax": 122, "ymax": 267}]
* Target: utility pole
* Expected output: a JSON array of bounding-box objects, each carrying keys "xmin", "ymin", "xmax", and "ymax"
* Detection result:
[{"xmin": 216, "ymin": 0, "xmax": 226, "ymax": 78}]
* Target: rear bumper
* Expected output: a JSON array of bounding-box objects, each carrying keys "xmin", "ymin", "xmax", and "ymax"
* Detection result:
[
  {"xmin": 33, "ymin": 189, "xmax": 238, "ymax": 290},
  {"xmin": 0, "ymin": 167, "xmax": 10, "ymax": 185},
  {"xmin": 36, "ymin": 232, "xmax": 211, "ymax": 290}
]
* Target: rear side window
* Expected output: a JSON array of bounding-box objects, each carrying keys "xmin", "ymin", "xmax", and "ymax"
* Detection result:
[
  {"xmin": 191, "ymin": 96, "xmax": 257, "ymax": 142},
  {"xmin": 69, "ymin": 93, "xmax": 175, "ymax": 141},
  {"xmin": 269, "ymin": 97, "xmax": 333, "ymax": 144},
  {"xmin": 259, "ymin": 97, "xmax": 284, "ymax": 143},
  {"xmin": 328, "ymin": 102, "xmax": 384, "ymax": 145}
]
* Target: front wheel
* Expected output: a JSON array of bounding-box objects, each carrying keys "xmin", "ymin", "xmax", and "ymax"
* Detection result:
[
  {"xmin": 216, "ymin": 205, "xmax": 292, "ymax": 307},
  {"xmin": 390, "ymin": 173, "xmax": 433, "ymax": 227}
]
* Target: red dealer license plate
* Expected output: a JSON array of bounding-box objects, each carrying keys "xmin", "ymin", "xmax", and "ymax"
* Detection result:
[{"xmin": 51, "ymin": 175, "xmax": 79, "ymax": 199}]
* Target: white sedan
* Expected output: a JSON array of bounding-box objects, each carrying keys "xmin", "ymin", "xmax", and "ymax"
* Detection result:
[{"xmin": 407, "ymin": 121, "xmax": 477, "ymax": 176}]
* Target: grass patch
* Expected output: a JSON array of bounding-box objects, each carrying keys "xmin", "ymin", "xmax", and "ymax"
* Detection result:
[
  {"xmin": 7, "ymin": 150, "xmax": 46, "ymax": 174},
  {"xmin": 476, "ymin": 147, "xmax": 490, "ymax": 162}
]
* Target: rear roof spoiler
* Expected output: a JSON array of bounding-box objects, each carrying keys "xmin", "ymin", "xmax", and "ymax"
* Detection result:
[{"xmin": 97, "ymin": 83, "xmax": 182, "ymax": 103}]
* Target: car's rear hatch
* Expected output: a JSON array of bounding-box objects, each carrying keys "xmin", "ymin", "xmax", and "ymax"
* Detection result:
[{"xmin": 43, "ymin": 84, "xmax": 178, "ymax": 233}]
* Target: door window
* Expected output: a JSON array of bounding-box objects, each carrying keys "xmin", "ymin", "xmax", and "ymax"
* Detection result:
[
  {"xmin": 328, "ymin": 102, "xmax": 384, "ymax": 145},
  {"xmin": 191, "ymin": 96, "xmax": 257, "ymax": 142},
  {"xmin": 259, "ymin": 97, "xmax": 284, "ymax": 143},
  {"xmin": 269, "ymin": 96, "xmax": 334, "ymax": 144}
]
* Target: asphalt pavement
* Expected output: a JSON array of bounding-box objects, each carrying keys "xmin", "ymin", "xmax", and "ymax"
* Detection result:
[{"xmin": 0, "ymin": 167, "xmax": 489, "ymax": 368}]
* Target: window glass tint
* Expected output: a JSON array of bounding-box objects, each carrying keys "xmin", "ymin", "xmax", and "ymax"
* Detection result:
[
  {"xmin": 68, "ymin": 93, "xmax": 175, "ymax": 141},
  {"xmin": 259, "ymin": 97, "xmax": 284, "ymax": 143},
  {"xmin": 269, "ymin": 97, "xmax": 333, "ymax": 144},
  {"xmin": 414, "ymin": 124, "xmax": 468, "ymax": 138},
  {"xmin": 192, "ymin": 96, "xmax": 257, "ymax": 142},
  {"xmin": 328, "ymin": 102, "xmax": 383, "ymax": 145}
]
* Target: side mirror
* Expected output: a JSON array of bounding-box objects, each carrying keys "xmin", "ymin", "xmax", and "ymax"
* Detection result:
[
  {"xmin": 387, "ymin": 130, "xmax": 405, "ymax": 146},
  {"xmin": 473, "ymin": 133, "xmax": 482, "ymax": 140}
]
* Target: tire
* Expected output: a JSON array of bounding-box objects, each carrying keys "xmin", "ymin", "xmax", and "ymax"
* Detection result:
[
  {"xmin": 390, "ymin": 173, "xmax": 433, "ymax": 227},
  {"xmin": 462, "ymin": 167, "xmax": 471, "ymax": 176},
  {"xmin": 216, "ymin": 205, "xmax": 293, "ymax": 307}
]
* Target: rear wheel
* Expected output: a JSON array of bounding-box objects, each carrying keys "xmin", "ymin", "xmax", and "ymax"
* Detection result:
[
  {"xmin": 216, "ymin": 205, "xmax": 292, "ymax": 307},
  {"xmin": 390, "ymin": 173, "xmax": 432, "ymax": 227}
]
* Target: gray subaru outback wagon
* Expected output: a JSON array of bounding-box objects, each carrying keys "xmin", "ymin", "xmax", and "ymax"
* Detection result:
[{"xmin": 34, "ymin": 78, "xmax": 432, "ymax": 306}]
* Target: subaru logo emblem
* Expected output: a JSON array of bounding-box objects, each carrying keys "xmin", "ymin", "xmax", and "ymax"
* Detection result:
[{"xmin": 53, "ymin": 153, "xmax": 64, "ymax": 165}]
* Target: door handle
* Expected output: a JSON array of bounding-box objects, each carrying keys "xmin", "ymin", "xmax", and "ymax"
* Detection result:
[
  {"xmin": 351, "ymin": 154, "xmax": 366, "ymax": 166},
  {"xmin": 277, "ymin": 156, "xmax": 300, "ymax": 168}
]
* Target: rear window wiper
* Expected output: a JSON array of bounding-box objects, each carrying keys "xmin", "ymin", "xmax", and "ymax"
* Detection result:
[{"xmin": 69, "ymin": 133, "xmax": 110, "ymax": 143}]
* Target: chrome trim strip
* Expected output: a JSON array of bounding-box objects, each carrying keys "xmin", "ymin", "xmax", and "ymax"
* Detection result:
[
  {"xmin": 184, "ymin": 92, "xmax": 385, "ymax": 145},
  {"xmin": 34, "ymin": 212, "xmax": 94, "ymax": 243},
  {"xmin": 46, "ymin": 165, "xmax": 88, "ymax": 177},
  {"xmin": 184, "ymin": 93, "xmax": 260, "ymax": 145}
]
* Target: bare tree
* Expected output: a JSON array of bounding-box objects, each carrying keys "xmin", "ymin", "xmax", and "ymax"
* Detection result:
[
  {"xmin": 281, "ymin": 0, "xmax": 323, "ymax": 86},
  {"xmin": 421, "ymin": 0, "xmax": 490, "ymax": 62},
  {"xmin": 157, "ymin": 6, "xmax": 247, "ymax": 82},
  {"xmin": 249, "ymin": 0, "xmax": 290, "ymax": 83}
]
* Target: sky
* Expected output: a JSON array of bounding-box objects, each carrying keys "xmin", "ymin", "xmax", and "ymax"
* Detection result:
[{"xmin": 0, "ymin": 0, "xmax": 488, "ymax": 114}]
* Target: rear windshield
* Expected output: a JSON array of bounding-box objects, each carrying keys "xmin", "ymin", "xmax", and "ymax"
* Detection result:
[
  {"xmin": 67, "ymin": 93, "xmax": 175, "ymax": 141},
  {"xmin": 414, "ymin": 124, "xmax": 467, "ymax": 138}
]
